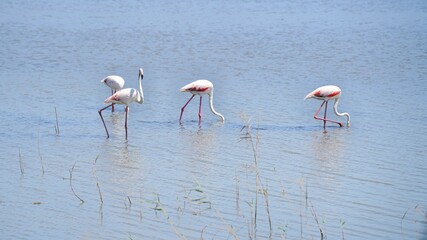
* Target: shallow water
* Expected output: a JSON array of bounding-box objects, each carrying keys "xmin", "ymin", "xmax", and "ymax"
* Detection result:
[{"xmin": 1, "ymin": 0, "xmax": 427, "ymax": 239}]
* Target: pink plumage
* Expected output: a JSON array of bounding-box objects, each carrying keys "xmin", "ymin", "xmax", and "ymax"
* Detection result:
[
  {"xmin": 179, "ymin": 80, "xmax": 224, "ymax": 124},
  {"xmin": 305, "ymin": 85, "xmax": 350, "ymax": 127},
  {"xmin": 99, "ymin": 68, "xmax": 144, "ymax": 139},
  {"xmin": 304, "ymin": 85, "xmax": 341, "ymax": 101}
]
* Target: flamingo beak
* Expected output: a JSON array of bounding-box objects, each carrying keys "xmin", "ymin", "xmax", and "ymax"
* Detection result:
[{"xmin": 139, "ymin": 68, "xmax": 144, "ymax": 79}]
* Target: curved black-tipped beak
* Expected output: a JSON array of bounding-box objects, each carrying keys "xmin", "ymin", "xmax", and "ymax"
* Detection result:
[{"xmin": 139, "ymin": 68, "xmax": 144, "ymax": 79}]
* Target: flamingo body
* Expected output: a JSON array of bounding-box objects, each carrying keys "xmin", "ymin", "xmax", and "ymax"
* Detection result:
[
  {"xmin": 304, "ymin": 85, "xmax": 350, "ymax": 127},
  {"xmin": 104, "ymin": 87, "xmax": 143, "ymax": 106},
  {"xmin": 101, "ymin": 75, "xmax": 125, "ymax": 112},
  {"xmin": 179, "ymin": 80, "xmax": 224, "ymax": 123},
  {"xmin": 101, "ymin": 75, "xmax": 125, "ymax": 92},
  {"xmin": 304, "ymin": 85, "xmax": 341, "ymax": 101},
  {"xmin": 99, "ymin": 68, "xmax": 144, "ymax": 139},
  {"xmin": 180, "ymin": 80, "xmax": 212, "ymax": 95}
]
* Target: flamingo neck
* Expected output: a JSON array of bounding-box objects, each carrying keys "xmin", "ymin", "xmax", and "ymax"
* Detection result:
[
  {"xmin": 208, "ymin": 93, "xmax": 225, "ymax": 122},
  {"xmin": 333, "ymin": 98, "xmax": 350, "ymax": 127},
  {"xmin": 137, "ymin": 73, "xmax": 144, "ymax": 104}
]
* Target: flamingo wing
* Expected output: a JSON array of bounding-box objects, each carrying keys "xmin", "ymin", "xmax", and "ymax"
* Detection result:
[
  {"xmin": 304, "ymin": 85, "xmax": 341, "ymax": 100},
  {"xmin": 180, "ymin": 80, "xmax": 213, "ymax": 94},
  {"xmin": 104, "ymin": 88, "xmax": 130, "ymax": 104}
]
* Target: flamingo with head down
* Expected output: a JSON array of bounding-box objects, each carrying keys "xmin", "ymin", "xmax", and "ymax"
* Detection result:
[
  {"xmin": 304, "ymin": 85, "xmax": 350, "ymax": 128},
  {"xmin": 100, "ymin": 75, "xmax": 125, "ymax": 112},
  {"xmin": 179, "ymin": 79, "xmax": 224, "ymax": 124}
]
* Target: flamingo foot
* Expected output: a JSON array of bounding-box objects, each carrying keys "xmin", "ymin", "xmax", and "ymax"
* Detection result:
[{"xmin": 314, "ymin": 116, "xmax": 343, "ymax": 128}]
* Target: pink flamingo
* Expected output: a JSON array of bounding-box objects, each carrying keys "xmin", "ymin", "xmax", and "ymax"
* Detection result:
[
  {"xmin": 179, "ymin": 80, "xmax": 225, "ymax": 124},
  {"xmin": 304, "ymin": 85, "xmax": 350, "ymax": 127},
  {"xmin": 100, "ymin": 75, "xmax": 125, "ymax": 112},
  {"xmin": 99, "ymin": 68, "xmax": 144, "ymax": 139}
]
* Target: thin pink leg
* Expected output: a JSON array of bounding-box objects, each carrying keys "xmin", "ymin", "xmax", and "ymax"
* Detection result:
[
  {"xmin": 198, "ymin": 96, "xmax": 203, "ymax": 123},
  {"xmin": 111, "ymin": 90, "xmax": 115, "ymax": 112},
  {"xmin": 98, "ymin": 104, "xmax": 113, "ymax": 138},
  {"xmin": 314, "ymin": 101, "xmax": 326, "ymax": 118},
  {"xmin": 125, "ymin": 106, "xmax": 129, "ymax": 140},
  {"xmin": 179, "ymin": 95, "xmax": 195, "ymax": 123},
  {"xmin": 313, "ymin": 101, "xmax": 343, "ymax": 127},
  {"xmin": 323, "ymin": 101, "xmax": 328, "ymax": 128}
]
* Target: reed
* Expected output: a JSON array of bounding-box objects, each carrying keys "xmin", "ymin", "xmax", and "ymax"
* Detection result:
[
  {"xmin": 309, "ymin": 199, "xmax": 324, "ymax": 240},
  {"xmin": 401, "ymin": 204, "xmax": 426, "ymax": 238},
  {"xmin": 54, "ymin": 107, "xmax": 60, "ymax": 136},
  {"xmin": 200, "ymin": 225, "xmax": 207, "ymax": 240},
  {"xmin": 96, "ymin": 182, "xmax": 103, "ymax": 204},
  {"xmin": 188, "ymin": 182, "xmax": 239, "ymax": 240},
  {"xmin": 278, "ymin": 223, "xmax": 288, "ymax": 240},
  {"xmin": 340, "ymin": 218, "xmax": 346, "ymax": 240},
  {"xmin": 127, "ymin": 233, "xmax": 134, "ymax": 240},
  {"xmin": 235, "ymin": 171, "xmax": 241, "ymax": 213},
  {"xmin": 94, "ymin": 154, "xmax": 99, "ymax": 164},
  {"xmin": 125, "ymin": 196, "xmax": 132, "ymax": 209},
  {"xmin": 95, "ymin": 160, "xmax": 104, "ymax": 223},
  {"xmin": 99, "ymin": 204, "xmax": 104, "ymax": 225},
  {"xmin": 139, "ymin": 191, "xmax": 143, "ymax": 222},
  {"xmin": 151, "ymin": 193, "xmax": 187, "ymax": 240},
  {"xmin": 92, "ymin": 155, "xmax": 103, "ymax": 205},
  {"xmin": 263, "ymin": 187, "xmax": 272, "ymax": 239},
  {"xmin": 302, "ymin": 181, "xmax": 325, "ymax": 240},
  {"xmin": 37, "ymin": 133, "xmax": 45, "ymax": 175},
  {"xmin": 240, "ymin": 118, "xmax": 272, "ymax": 239},
  {"xmin": 183, "ymin": 182, "xmax": 212, "ymax": 215},
  {"xmin": 18, "ymin": 148, "xmax": 24, "ymax": 175},
  {"xmin": 298, "ymin": 178, "xmax": 305, "ymax": 238},
  {"xmin": 69, "ymin": 162, "xmax": 84, "ymax": 203}
]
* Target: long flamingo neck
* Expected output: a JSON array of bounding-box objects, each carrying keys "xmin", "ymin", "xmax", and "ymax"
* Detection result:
[
  {"xmin": 137, "ymin": 73, "xmax": 144, "ymax": 103},
  {"xmin": 208, "ymin": 93, "xmax": 225, "ymax": 122},
  {"xmin": 333, "ymin": 98, "xmax": 350, "ymax": 126}
]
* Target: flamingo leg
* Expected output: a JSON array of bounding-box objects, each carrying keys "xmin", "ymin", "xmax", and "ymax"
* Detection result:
[
  {"xmin": 125, "ymin": 106, "xmax": 129, "ymax": 140},
  {"xmin": 179, "ymin": 95, "xmax": 195, "ymax": 123},
  {"xmin": 111, "ymin": 90, "xmax": 115, "ymax": 112},
  {"xmin": 323, "ymin": 101, "xmax": 328, "ymax": 128},
  {"xmin": 98, "ymin": 104, "xmax": 113, "ymax": 138},
  {"xmin": 198, "ymin": 96, "xmax": 203, "ymax": 123},
  {"xmin": 314, "ymin": 101, "xmax": 326, "ymax": 118},
  {"xmin": 313, "ymin": 101, "xmax": 343, "ymax": 127}
]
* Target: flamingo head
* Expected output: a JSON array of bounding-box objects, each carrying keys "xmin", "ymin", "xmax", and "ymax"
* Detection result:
[{"xmin": 139, "ymin": 68, "xmax": 144, "ymax": 78}]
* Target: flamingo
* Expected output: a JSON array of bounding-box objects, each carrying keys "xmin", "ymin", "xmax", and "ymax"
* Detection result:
[
  {"xmin": 304, "ymin": 85, "xmax": 350, "ymax": 128},
  {"xmin": 99, "ymin": 68, "xmax": 144, "ymax": 139},
  {"xmin": 179, "ymin": 79, "xmax": 225, "ymax": 124},
  {"xmin": 100, "ymin": 75, "xmax": 125, "ymax": 112}
]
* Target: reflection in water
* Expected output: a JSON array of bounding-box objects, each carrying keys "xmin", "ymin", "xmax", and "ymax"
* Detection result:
[
  {"xmin": 311, "ymin": 128, "xmax": 347, "ymax": 161},
  {"xmin": 104, "ymin": 111, "xmax": 127, "ymax": 139},
  {"xmin": 97, "ymin": 138, "xmax": 144, "ymax": 197},
  {"xmin": 179, "ymin": 123, "xmax": 224, "ymax": 177},
  {"xmin": 179, "ymin": 123, "xmax": 222, "ymax": 160},
  {"xmin": 309, "ymin": 127, "xmax": 349, "ymax": 182}
]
